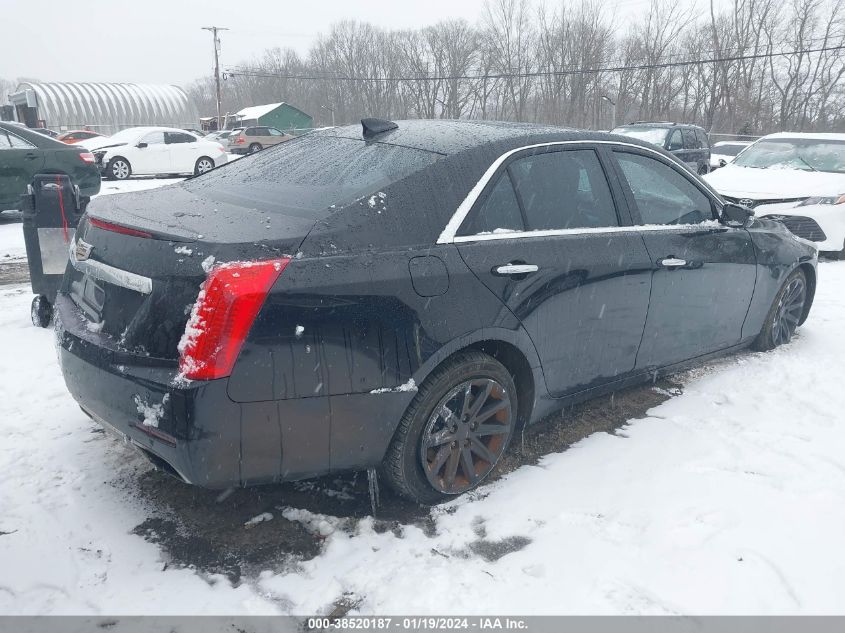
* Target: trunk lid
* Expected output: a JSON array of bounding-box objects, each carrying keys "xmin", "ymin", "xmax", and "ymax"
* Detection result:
[{"xmin": 63, "ymin": 183, "xmax": 315, "ymax": 362}]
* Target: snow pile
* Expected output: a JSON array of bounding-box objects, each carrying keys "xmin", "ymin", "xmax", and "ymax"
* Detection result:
[
  {"xmin": 370, "ymin": 378, "xmax": 417, "ymax": 394},
  {"xmin": 133, "ymin": 393, "xmax": 170, "ymax": 428}
]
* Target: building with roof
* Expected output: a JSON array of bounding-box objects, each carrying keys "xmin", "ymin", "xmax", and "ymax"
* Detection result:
[
  {"xmin": 5, "ymin": 82, "xmax": 199, "ymax": 135},
  {"xmin": 227, "ymin": 102, "xmax": 312, "ymax": 132}
]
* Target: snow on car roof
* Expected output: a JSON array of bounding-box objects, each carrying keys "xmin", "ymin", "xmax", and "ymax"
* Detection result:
[{"xmin": 762, "ymin": 132, "xmax": 845, "ymax": 142}]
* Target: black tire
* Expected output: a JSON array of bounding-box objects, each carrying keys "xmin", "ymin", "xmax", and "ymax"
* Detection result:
[
  {"xmin": 752, "ymin": 268, "xmax": 808, "ymax": 351},
  {"xmin": 31, "ymin": 295, "xmax": 52, "ymax": 328},
  {"xmin": 194, "ymin": 156, "xmax": 215, "ymax": 175},
  {"xmin": 248, "ymin": 143, "xmax": 262, "ymax": 153},
  {"xmin": 381, "ymin": 351, "xmax": 517, "ymax": 505},
  {"xmin": 106, "ymin": 157, "xmax": 131, "ymax": 181}
]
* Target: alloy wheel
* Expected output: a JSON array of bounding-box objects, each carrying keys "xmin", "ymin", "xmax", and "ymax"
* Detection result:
[
  {"xmin": 197, "ymin": 158, "xmax": 213, "ymax": 174},
  {"xmin": 771, "ymin": 276, "xmax": 806, "ymax": 346},
  {"xmin": 112, "ymin": 160, "xmax": 129, "ymax": 179},
  {"xmin": 420, "ymin": 378, "xmax": 512, "ymax": 495}
]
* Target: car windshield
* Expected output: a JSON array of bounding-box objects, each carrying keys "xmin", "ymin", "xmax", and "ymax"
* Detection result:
[
  {"xmin": 733, "ymin": 138, "xmax": 845, "ymax": 173},
  {"xmin": 713, "ymin": 143, "xmax": 749, "ymax": 157},
  {"xmin": 612, "ymin": 126, "xmax": 670, "ymax": 146},
  {"xmin": 184, "ymin": 134, "xmax": 440, "ymax": 216}
]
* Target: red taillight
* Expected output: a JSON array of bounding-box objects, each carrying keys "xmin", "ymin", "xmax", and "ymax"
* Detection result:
[
  {"xmin": 236, "ymin": 136, "xmax": 245, "ymax": 144},
  {"xmin": 88, "ymin": 217, "xmax": 153, "ymax": 238},
  {"xmin": 178, "ymin": 259, "xmax": 290, "ymax": 381},
  {"xmin": 79, "ymin": 151, "xmax": 96, "ymax": 163}
]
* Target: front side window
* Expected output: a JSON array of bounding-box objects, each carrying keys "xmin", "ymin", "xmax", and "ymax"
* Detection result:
[
  {"xmin": 667, "ymin": 129, "xmax": 683, "ymax": 151},
  {"xmin": 140, "ymin": 131, "xmax": 165, "ymax": 145},
  {"xmin": 615, "ymin": 151, "xmax": 713, "ymax": 225},
  {"xmin": 268, "ymin": 128, "xmax": 286, "ymax": 136},
  {"xmin": 682, "ymin": 128, "xmax": 698, "ymax": 149},
  {"xmin": 507, "ymin": 149, "xmax": 618, "ymax": 231}
]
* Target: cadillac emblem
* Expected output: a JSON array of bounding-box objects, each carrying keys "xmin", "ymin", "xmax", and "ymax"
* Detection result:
[{"xmin": 75, "ymin": 239, "xmax": 93, "ymax": 261}]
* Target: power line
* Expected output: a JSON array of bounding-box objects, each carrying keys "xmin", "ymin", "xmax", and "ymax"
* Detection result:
[{"xmin": 224, "ymin": 43, "xmax": 845, "ymax": 83}]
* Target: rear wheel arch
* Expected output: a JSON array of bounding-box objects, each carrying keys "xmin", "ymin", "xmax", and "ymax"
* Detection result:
[
  {"xmin": 464, "ymin": 340, "xmax": 535, "ymax": 428},
  {"xmin": 797, "ymin": 262, "xmax": 816, "ymax": 325}
]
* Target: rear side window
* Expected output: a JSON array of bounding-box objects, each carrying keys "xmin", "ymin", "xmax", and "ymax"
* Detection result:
[
  {"xmin": 615, "ymin": 151, "xmax": 713, "ymax": 225},
  {"xmin": 507, "ymin": 149, "xmax": 618, "ymax": 230},
  {"xmin": 4, "ymin": 131, "xmax": 35, "ymax": 149},
  {"xmin": 165, "ymin": 132, "xmax": 195, "ymax": 144},
  {"xmin": 184, "ymin": 135, "xmax": 440, "ymax": 216},
  {"xmin": 459, "ymin": 173, "xmax": 524, "ymax": 235}
]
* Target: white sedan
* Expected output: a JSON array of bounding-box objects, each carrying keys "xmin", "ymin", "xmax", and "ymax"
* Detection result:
[
  {"xmin": 709, "ymin": 140, "xmax": 753, "ymax": 170},
  {"xmin": 83, "ymin": 127, "xmax": 228, "ymax": 180},
  {"xmin": 705, "ymin": 132, "xmax": 845, "ymax": 257}
]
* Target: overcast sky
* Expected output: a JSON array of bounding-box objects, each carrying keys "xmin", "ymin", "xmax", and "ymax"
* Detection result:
[{"xmin": 0, "ymin": 0, "xmax": 677, "ymax": 88}]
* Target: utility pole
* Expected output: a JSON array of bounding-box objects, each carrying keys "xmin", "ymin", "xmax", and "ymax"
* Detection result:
[{"xmin": 201, "ymin": 26, "xmax": 228, "ymax": 131}]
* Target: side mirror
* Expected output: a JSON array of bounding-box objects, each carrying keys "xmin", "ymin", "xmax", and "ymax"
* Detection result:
[
  {"xmin": 721, "ymin": 202, "xmax": 754, "ymax": 228},
  {"xmin": 719, "ymin": 158, "xmax": 727, "ymax": 167},
  {"xmin": 136, "ymin": 142, "xmax": 148, "ymax": 149}
]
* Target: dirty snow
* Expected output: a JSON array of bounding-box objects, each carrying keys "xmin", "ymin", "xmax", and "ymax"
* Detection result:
[
  {"xmin": 244, "ymin": 513, "xmax": 274, "ymax": 529},
  {"xmin": 1, "ymin": 263, "xmax": 845, "ymax": 614}
]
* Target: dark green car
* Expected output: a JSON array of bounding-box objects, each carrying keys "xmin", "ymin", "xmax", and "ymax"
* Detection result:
[{"xmin": 0, "ymin": 122, "xmax": 101, "ymax": 211}]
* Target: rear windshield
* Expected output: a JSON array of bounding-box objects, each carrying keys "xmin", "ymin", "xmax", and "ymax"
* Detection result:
[
  {"xmin": 612, "ymin": 125, "xmax": 669, "ymax": 146},
  {"xmin": 184, "ymin": 134, "xmax": 440, "ymax": 216}
]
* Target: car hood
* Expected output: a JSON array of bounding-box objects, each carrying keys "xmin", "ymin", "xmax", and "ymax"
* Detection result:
[
  {"xmin": 85, "ymin": 139, "xmax": 128, "ymax": 152},
  {"xmin": 705, "ymin": 164, "xmax": 845, "ymax": 199}
]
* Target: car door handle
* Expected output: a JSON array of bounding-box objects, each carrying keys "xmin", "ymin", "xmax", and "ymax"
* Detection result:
[
  {"xmin": 25, "ymin": 153, "xmax": 39, "ymax": 160},
  {"xmin": 659, "ymin": 257, "xmax": 687, "ymax": 268},
  {"xmin": 494, "ymin": 263, "xmax": 539, "ymax": 275}
]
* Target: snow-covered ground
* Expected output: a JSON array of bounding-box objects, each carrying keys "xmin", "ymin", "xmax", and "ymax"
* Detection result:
[
  {"xmin": 0, "ymin": 177, "xmax": 183, "ymax": 263},
  {"xmin": 1, "ymin": 259, "xmax": 844, "ymax": 615}
]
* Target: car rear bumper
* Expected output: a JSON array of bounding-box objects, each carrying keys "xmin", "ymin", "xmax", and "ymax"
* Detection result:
[
  {"xmin": 55, "ymin": 293, "xmax": 413, "ymax": 488},
  {"xmin": 56, "ymin": 296, "xmax": 242, "ymax": 488}
]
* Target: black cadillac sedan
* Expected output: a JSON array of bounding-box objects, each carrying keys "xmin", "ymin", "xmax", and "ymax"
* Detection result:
[{"xmin": 55, "ymin": 119, "xmax": 817, "ymax": 504}]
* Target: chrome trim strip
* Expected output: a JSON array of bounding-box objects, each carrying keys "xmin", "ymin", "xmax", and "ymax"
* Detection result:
[
  {"xmin": 68, "ymin": 239, "xmax": 153, "ymax": 294},
  {"xmin": 436, "ymin": 139, "xmax": 724, "ymax": 244},
  {"xmin": 452, "ymin": 222, "xmax": 723, "ymax": 243}
]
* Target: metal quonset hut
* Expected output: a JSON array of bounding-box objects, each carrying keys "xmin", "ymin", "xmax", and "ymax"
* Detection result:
[
  {"xmin": 232, "ymin": 102, "xmax": 312, "ymax": 132},
  {"xmin": 7, "ymin": 82, "xmax": 199, "ymax": 135}
]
